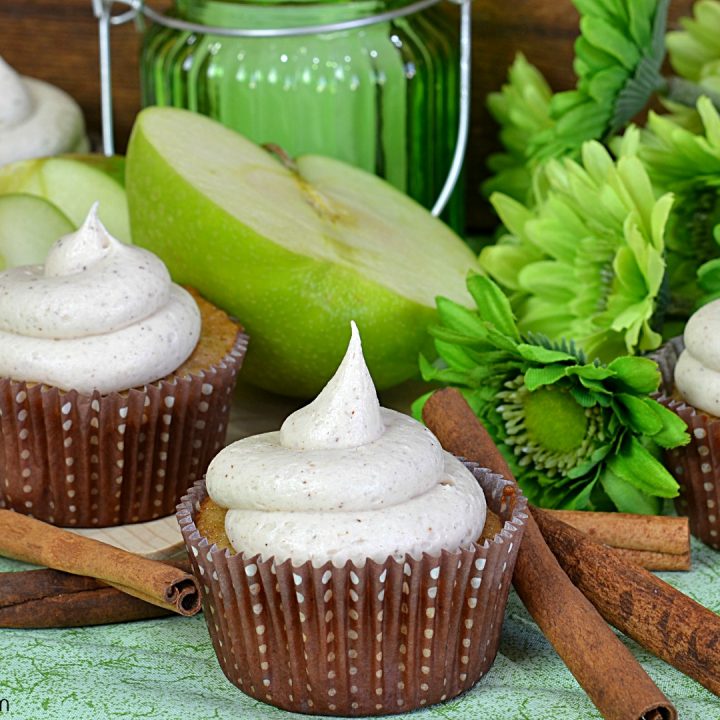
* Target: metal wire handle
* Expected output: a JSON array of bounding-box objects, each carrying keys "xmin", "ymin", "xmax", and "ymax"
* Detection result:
[{"xmin": 92, "ymin": 0, "xmax": 472, "ymax": 216}]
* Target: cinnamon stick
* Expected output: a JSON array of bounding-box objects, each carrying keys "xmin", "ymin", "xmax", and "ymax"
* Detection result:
[
  {"xmin": 533, "ymin": 508, "xmax": 720, "ymax": 697},
  {"xmin": 0, "ymin": 558, "xmax": 193, "ymax": 628},
  {"xmin": 0, "ymin": 571, "xmax": 172, "ymax": 627},
  {"xmin": 0, "ymin": 509, "xmax": 201, "ymax": 616},
  {"xmin": 608, "ymin": 547, "xmax": 690, "ymax": 572},
  {"xmin": 544, "ymin": 510, "xmax": 690, "ymax": 571},
  {"xmin": 545, "ymin": 509, "xmax": 689, "ymax": 555},
  {"xmin": 484, "ymin": 509, "xmax": 690, "ymax": 571},
  {"xmin": 423, "ymin": 388, "xmax": 676, "ymax": 720}
]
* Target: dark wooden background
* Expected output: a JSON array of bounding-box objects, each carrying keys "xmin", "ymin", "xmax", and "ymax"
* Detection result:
[{"xmin": 0, "ymin": 0, "xmax": 695, "ymax": 232}]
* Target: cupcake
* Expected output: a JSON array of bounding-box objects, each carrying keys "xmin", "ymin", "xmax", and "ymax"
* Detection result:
[
  {"xmin": 0, "ymin": 56, "xmax": 88, "ymax": 166},
  {"xmin": 177, "ymin": 322, "xmax": 526, "ymax": 715},
  {"xmin": 0, "ymin": 205, "xmax": 247, "ymax": 526},
  {"xmin": 654, "ymin": 300, "xmax": 720, "ymax": 548}
]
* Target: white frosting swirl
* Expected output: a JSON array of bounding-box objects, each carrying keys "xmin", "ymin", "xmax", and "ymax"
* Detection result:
[
  {"xmin": 675, "ymin": 298, "xmax": 720, "ymax": 415},
  {"xmin": 0, "ymin": 56, "xmax": 88, "ymax": 166},
  {"xmin": 0, "ymin": 205, "xmax": 201, "ymax": 394},
  {"xmin": 207, "ymin": 322, "xmax": 487, "ymax": 566}
]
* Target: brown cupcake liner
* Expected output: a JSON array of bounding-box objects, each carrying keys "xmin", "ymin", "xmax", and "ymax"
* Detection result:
[
  {"xmin": 653, "ymin": 337, "xmax": 720, "ymax": 549},
  {"xmin": 177, "ymin": 464, "xmax": 527, "ymax": 716},
  {"xmin": 0, "ymin": 331, "xmax": 248, "ymax": 528}
]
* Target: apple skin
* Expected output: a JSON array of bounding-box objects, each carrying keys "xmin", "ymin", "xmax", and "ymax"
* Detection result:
[{"xmin": 126, "ymin": 110, "xmax": 476, "ymax": 398}]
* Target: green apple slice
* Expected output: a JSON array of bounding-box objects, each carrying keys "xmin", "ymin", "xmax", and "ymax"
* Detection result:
[
  {"xmin": 62, "ymin": 153, "xmax": 127, "ymax": 188},
  {"xmin": 0, "ymin": 193, "xmax": 74, "ymax": 269},
  {"xmin": 0, "ymin": 155, "xmax": 130, "ymax": 242},
  {"xmin": 127, "ymin": 107, "xmax": 478, "ymax": 397}
]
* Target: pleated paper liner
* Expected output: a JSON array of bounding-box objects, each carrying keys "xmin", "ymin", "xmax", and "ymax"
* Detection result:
[
  {"xmin": 653, "ymin": 337, "xmax": 720, "ymax": 549},
  {"xmin": 0, "ymin": 331, "xmax": 248, "ymax": 528},
  {"xmin": 177, "ymin": 464, "xmax": 527, "ymax": 716}
]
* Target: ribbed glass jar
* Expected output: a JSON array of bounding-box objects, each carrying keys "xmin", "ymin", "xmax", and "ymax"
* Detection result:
[{"xmin": 139, "ymin": 0, "xmax": 463, "ymax": 230}]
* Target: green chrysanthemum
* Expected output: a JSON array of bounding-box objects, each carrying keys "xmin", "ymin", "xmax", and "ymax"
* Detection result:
[
  {"xmin": 481, "ymin": 137, "xmax": 673, "ymax": 363},
  {"xmin": 484, "ymin": 0, "xmax": 670, "ymax": 199},
  {"xmin": 536, "ymin": 0, "xmax": 669, "ymax": 159},
  {"xmin": 483, "ymin": 54, "xmax": 554, "ymax": 203},
  {"xmin": 668, "ymin": 0, "xmax": 720, "ymax": 96},
  {"xmin": 661, "ymin": 1, "xmax": 720, "ymax": 128},
  {"xmin": 415, "ymin": 275, "xmax": 689, "ymax": 513},
  {"xmin": 633, "ymin": 96, "xmax": 720, "ymax": 326}
]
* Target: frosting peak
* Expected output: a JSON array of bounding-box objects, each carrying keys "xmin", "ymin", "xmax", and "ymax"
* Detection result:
[
  {"xmin": 44, "ymin": 203, "xmax": 114, "ymax": 276},
  {"xmin": 0, "ymin": 57, "xmax": 32, "ymax": 129},
  {"xmin": 0, "ymin": 205, "xmax": 172, "ymax": 339},
  {"xmin": 0, "ymin": 206, "xmax": 200, "ymax": 393},
  {"xmin": 0, "ymin": 55, "xmax": 88, "ymax": 165},
  {"xmin": 280, "ymin": 321, "xmax": 384, "ymax": 450},
  {"xmin": 207, "ymin": 325, "xmax": 487, "ymax": 567}
]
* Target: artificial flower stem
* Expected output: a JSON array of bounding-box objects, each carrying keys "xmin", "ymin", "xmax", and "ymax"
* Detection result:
[{"xmin": 662, "ymin": 76, "xmax": 720, "ymax": 111}]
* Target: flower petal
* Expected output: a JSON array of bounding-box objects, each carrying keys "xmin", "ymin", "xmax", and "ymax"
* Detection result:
[
  {"xmin": 607, "ymin": 355, "xmax": 660, "ymax": 393},
  {"xmin": 466, "ymin": 274, "xmax": 521, "ymax": 341},
  {"xmin": 606, "ymin": 437, "xmax": 680, "ymax": 498},
  {"xmin": 517, "ymin": 261, "xmax": 576, "ymax": 302},
  {"xmin": 600, "ymin": 468, "xmax": 662, "ymax": 513}
]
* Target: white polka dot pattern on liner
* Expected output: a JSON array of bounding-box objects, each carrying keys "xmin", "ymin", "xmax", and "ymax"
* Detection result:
[
  {"xmin": 0, "ymin": 328, "xmax": 247, "ymax": 526},
  {"xmin": 179, "ymin": 464, "xmax": 527, "ymax": 715},
  {"xmin": 654, "ymin": 379, "xmax": 720, "ymax": 549}
]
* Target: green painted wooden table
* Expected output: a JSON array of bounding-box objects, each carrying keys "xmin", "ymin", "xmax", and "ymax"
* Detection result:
[{"xmin": 1, "ymin": 383, "xmax": 718, "ymax": 719}]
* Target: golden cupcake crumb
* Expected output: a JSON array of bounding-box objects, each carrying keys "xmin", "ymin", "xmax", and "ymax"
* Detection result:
[
  {"xmin": 196, "ymin": 496, "xmax": 234, "ymax": 552},
  {"xmin": 174, "ymin": 288, "xmax": 244, "ymax": 379}
]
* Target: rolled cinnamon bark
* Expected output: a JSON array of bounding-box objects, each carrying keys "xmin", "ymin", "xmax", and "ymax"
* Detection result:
[
  {"xmin": 545, "ymin": 510, "xmax": 689, "ymax": 556},
  {"xmin": 485, "ymin": 509, "xmax": 690, "ymax": 571},
  {"xmin": 0, "ymin": 573, "xmax": 173, "ymax": 627},
  {"xmin": 1, "ymin": 566, "xmax": 100, "ymax": 607},
  {"xmin": 533, "ymin": 508, "xmax": 720, "ymax": 697},
  {"xmin": 0, "ymin": 509, "xmax": 200, "ymax": 616},
  {"xmin": 0, "ymin": 558, "xmax": 193, "ymax": 628},
  {"xmin": 609, "ymin": 548, "xmax": 690, "ymax": 572},
  {"xmin": 423, "ymin": 388, "xmax": 676, "ymax": 720}
]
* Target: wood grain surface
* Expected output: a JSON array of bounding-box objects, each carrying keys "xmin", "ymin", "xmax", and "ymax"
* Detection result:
[{"xmin": 0, "ymin": 0, "xmax": 695, "ymax": 231}]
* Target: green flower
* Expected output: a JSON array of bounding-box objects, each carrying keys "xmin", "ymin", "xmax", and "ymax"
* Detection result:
[
  {"xmin": 661, "ymin": 1, "xmax": 720, "ymax": 126},
  {"xmin": 535, "ymin": 0, "xmax": 669, "ymax": 159},
  {"xmin": 481, "ymin": 137, "xmax": 673, "ymax": 362},
  {"xmin": 484, "ymin": 0, "xmax": 670, "ymax": 201},
  {"xmin": 667, "ymin": 0, "xmax": 720, "ymax": 95},
  {"xmin": 483, "ymin": 54, "xmax": 554, "ymax": 203},
  {"xmin": 634, "ymin": 96, "xmax": 720, "ymax": 325},
  {"xmin": 415, "ymin": 275, "xmax": 689, "ymax": 513}
]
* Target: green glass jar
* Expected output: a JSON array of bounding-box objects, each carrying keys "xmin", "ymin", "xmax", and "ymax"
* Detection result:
[{"xmin": 139, "ymin": 0, "xmax": 464, "ymax": 230}]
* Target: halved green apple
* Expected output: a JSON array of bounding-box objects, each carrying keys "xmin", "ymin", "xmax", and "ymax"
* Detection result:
[
  {"xmin": 126, "ymin": 107, "xmax": 478, "ymax": 397},
  {"xmin": 0, "ymin": 194, "xmax": 74, "ymax": 269},
  {"xmin": 0, "ymin": 155, "xmax": 130, "ymax": 242}
]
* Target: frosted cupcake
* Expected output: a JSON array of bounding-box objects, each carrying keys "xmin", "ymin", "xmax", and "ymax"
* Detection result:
[
  {"xmin": 0, "ymin": 56, "xmax": 88, "ymax": 166},
  {"xmin": 0, "ymin": 206, "xmax": 247, "ymax": 526},
  {"xmin": 655, "ymin": 300, "xmax": 720, "ymax": 548},
  {"xmin": 177, "ymin": 323, "xmax": 526, "ymax": 715}
]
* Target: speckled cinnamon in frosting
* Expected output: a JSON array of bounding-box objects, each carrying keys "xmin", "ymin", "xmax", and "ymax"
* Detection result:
[
  {"xmin": 206, "ymin": 321, "xmax": 487, "ymax": 567},
  {"xmin": 0, "ymin": 204, "xmax": 201, "ymax": 394}
]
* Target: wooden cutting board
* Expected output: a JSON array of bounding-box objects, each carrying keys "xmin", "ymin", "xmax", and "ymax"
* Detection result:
[{"xmin": 70, "ymin": 516, "xmax": 185, "ymax": 560}]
